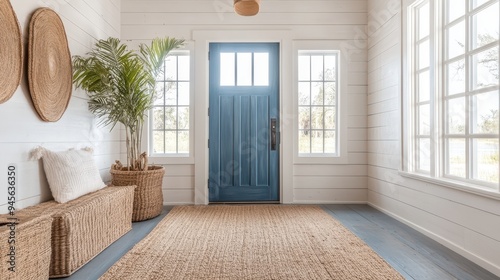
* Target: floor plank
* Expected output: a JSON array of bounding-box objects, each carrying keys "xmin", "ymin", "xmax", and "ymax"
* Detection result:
[
  {"xmin": 322, "ymin": 204, "xmax": 500, "ymax": 280},
  {"xmin": 61, "ymin": 205, "xmax": 499, "ymax": 280}
]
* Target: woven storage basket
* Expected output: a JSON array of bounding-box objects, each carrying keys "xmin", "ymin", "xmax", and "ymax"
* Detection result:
[
  {"xmin": 111, "ymin": 166, "xmax": 165, "ymax": 222},
  {"xmin": 0, "ymin": 214, "xmax": 52, "ymax": 280},
  {"xmin": 19, "ymin": 186, "xmax": 135, "ymax": 277}
]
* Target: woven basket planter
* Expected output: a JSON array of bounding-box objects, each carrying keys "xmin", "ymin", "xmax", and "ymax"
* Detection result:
[
  {"xmin": 111, "ymin": 166, "xmax": 165, "ymax": 222},
  {"xmin": 0, "ymin": 214, "xmax": 52, "ymax": 280}
]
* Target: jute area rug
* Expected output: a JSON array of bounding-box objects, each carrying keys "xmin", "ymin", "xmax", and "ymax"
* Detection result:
[{"xmin": 101, "ymin": 205, "xmax": 404, "ymax": 279}]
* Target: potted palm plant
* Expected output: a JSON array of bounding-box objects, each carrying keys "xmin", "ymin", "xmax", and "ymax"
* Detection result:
[{"xmin": 72, "ymin": 37, "xmax": 184, "ymax": 221}]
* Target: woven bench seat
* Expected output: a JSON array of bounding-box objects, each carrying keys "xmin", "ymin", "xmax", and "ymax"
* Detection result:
[
  {"xmin": 19, "ymin": 185, "xmax": 135, "ymax": 278},
  {"xmin": 0, "ymin": 214, "xmax": 52, "ymax": 280}
]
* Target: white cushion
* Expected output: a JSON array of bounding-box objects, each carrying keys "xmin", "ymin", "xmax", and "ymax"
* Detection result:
[{"xmin": 31, "ymin": 147, "xmax": 106, "ymax": 203}]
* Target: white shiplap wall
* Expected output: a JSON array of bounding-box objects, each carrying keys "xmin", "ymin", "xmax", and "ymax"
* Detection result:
[
  {"xmin": 121, "ymin": 0, "xmax": 368, "ymax": 204},
  {"xmin": 0, "ymin": 0, "xmax": 122, "ymax": 213},
  {"xmin": 367, "ymin": 0, "xmax": 500, "ymax": 276}
]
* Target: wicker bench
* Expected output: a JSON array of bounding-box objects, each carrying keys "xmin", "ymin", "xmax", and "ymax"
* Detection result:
[
  {"xmin": 19, "ymin": 185, "xmax": 135, "ymax": 278},
  {"xmin": 0, "ymin": 214, "xmax": 52, "ymax": 280}
]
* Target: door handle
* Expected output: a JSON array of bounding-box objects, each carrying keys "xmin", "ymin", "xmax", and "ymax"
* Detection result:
[{"xmin": 271, "ymin": 118, "xmax": 277, "ymax": 150}]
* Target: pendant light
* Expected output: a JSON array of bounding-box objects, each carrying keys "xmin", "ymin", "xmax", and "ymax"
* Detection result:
[{"xmin": 234, "ymin": 0, "xmax": 260, "ymax": 16}]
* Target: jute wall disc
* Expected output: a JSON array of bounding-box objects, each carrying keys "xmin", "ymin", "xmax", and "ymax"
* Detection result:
[
  {"xmin": 0, "ymin": 0, "xmax": 23, "ymax": 104},
  {"xmin": 28, "ymin": 8, "xmax": 72, "ymax": 122}
]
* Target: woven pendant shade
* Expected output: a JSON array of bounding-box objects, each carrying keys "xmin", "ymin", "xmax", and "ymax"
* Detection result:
[
  {"xmin": 28, "ymin": 8, "xmax": 72, "ymax": 122},
  {"xmin": 0, "ymin": 0, "xmax": 23, "ymax": 104},
  {"xmin": 234, "ymin": 0, "xmax": 260, "ymax": 16}
]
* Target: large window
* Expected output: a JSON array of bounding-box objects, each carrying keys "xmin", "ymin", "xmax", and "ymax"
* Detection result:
[
  {"xmin": 405, "ymin": 0, "xmax": 499, "ymax": 190},
  {"xmin": 151, "ymin": 51, "xmax": 191, "ymax": 155},
  {"xmin": 297, "ymin": 51, "xmax": 339, "ymax": 156}
]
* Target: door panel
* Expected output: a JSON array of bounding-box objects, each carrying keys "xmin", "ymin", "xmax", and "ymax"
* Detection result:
[{"xmin": 209, "ymin": 43, "xmax": 279, "ymax": 202}]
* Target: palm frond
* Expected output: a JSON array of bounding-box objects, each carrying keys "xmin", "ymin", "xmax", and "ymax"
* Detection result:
[{"xmin": 72, "ymin": 36, "xmax": 183, "ymax": 170}]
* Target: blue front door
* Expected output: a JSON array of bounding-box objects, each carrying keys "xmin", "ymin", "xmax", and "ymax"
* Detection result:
[{"xmin": 209, "ymin": 43, "xmax": 279, "ymax": 202}]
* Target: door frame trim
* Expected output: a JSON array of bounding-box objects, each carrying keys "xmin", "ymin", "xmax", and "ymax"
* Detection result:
[{"xmin": 193, "ymin": 30, "xmax": 293, "ymax": 205}]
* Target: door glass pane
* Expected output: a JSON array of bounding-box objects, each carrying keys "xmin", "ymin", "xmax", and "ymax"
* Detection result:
[
  {"xmin": 418, "ymin": 71, "xmax": 430, "ymax": 102},
  {"xmin": 311, "ymin": 131, "xmax": 324, "ymax": 153},
  {"xmin": 324, "ymin": 55, "xmax": 336, "ymax": 81},
  {"xmin": 165, "ymin": 56, "xmax": 177, "ymax": 80},
  {"xmin": 418, "ymin": 138, "xmax": 431, "ymax": 171},
  {"xmin": 298, "ymin": 130, "xmax": 310, "ymax": 153},
  {"xmin": 324, "ymin": 131, "xmax": 336, "ymax": 153},
  {"xmin": 419, "ymin": 40, "xmax": 430, "ymax": 69},
  {"xmin": 473, "ymin": 138, "xmax": 499, "ymax": 183},
  {"xmin": 447, "ymin": 97, "xmax": 466, "ymax": 134},
  {"xmin": 474, "ymin": 91, "xmax": 499, "ymax": 134},
  {"xmin": 418, "ymin": 104, "xmax": 431, "ymax": 135},
  {"xmin": 447, "ymin": 59, "xmax": 466, "ymax": 95},
  {"xmin": 220, "ymin": 52, "xmax": 235, "ymax": 86},
  {"xmin": 472, "ymin": 46, "xmax": 500, "ymax": 89},
  {"xmin": 237, "ymin": 53, "xmax": 252, "ymax": 86},
  {"xmin": 473, "ymin": 2, "xmax": 499, "ymax": 50},
  {"xmin": 298, "ymin": 55, "xmax": 310, "ymax": 80},
  {"xmin": 418, "ymin": 2, "xmax": 430, "ymax": 39},
  {"xmin": 447, "ymin": 0, "xmax": 465, "ymax": 23},
  {"xmin": 311, "ymin": 55, "xmax": 324, "ymax": 80},
  {"xmin": 254, "ymin": 53, "xmax": 269, "ymax": 86},
  {"xmin": 447, "ymin": 138, "xmax": 466, "ymax": 178},
  {"xmin": 178, "ymin": 55, "xmax": 190, "ymax": 80},
  {"xmin": 447, "ymin": 20, "xmax": 466, "ymax": 58}
]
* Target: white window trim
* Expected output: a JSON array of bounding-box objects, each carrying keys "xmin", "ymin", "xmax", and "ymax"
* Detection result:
[
  {"xmin": 293, "ymin": 41, "xmax": 349, "ymax": 164},
  {"xmin": 402, "ymin": 0, "xmax": 500, "ymax": 197},
  {"xmin": 143, "ymin": 41, "xmax": 195, "ymax": 165}
]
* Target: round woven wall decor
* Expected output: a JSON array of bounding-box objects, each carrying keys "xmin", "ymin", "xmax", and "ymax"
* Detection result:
[
  {"xmin": 28, "ymin": 8, "xmax": 72, "ymax": 122},
  {"xmin": 0, "ymin": 0, "xmax": 23, "ymax": 104}
]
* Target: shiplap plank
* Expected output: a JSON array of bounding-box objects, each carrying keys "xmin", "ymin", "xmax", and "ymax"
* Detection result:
[
  {"xmin": 294, "ymin": 188, "xmax": 367, "ymax": 203},
  {"xmin": 122, "ymin": 1, "xmax": 367, "ymax": 13},
  {"xmin": 122, "ymin": 12, "xmax": 367, "ymax": 25},
  {"xmin": 294, "ymin": 176, "xmax": 367, "ymax": 189},
  {"xmin": 163, "ymin": 190, "xmax": 194, "ymax": 204},
  {"xmin": 163, "ymin": 176, "xmax": 195, "ymax": 189},
  {"xmin": 121, "ymin": 25, "xmax": 368, "ymax": 41},
  {"xmin": 293, "ymin": 165, "xmax": 366, "ymax": 176}
]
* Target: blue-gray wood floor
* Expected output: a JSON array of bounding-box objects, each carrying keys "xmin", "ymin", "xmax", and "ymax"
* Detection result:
[{"xmin": 64, "ymin": 205, "xmax": 499, "ymax": 280}]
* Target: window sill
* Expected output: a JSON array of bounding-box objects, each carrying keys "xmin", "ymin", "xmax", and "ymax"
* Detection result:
[{"xmin": 398, "ymin": 171, "xmax": 500, "ymax": 201}]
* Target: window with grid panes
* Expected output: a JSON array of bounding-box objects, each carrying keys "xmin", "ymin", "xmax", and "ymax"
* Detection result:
[
  {"xmin": 297, "ymin": 51, "xmax": 339, "ymax": 156},
  {"xmin": 405, "ymin": 0, "xmax": 499, "ymax": 190},
  {"xmin": 151, "ymin": 51, "xmax": 190, "ymax": 155}
]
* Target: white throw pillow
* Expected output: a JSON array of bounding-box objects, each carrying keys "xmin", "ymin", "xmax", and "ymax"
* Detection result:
[{"xmin": 31, "ymin": 146, "xmax": 106, "ymax": 203}]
